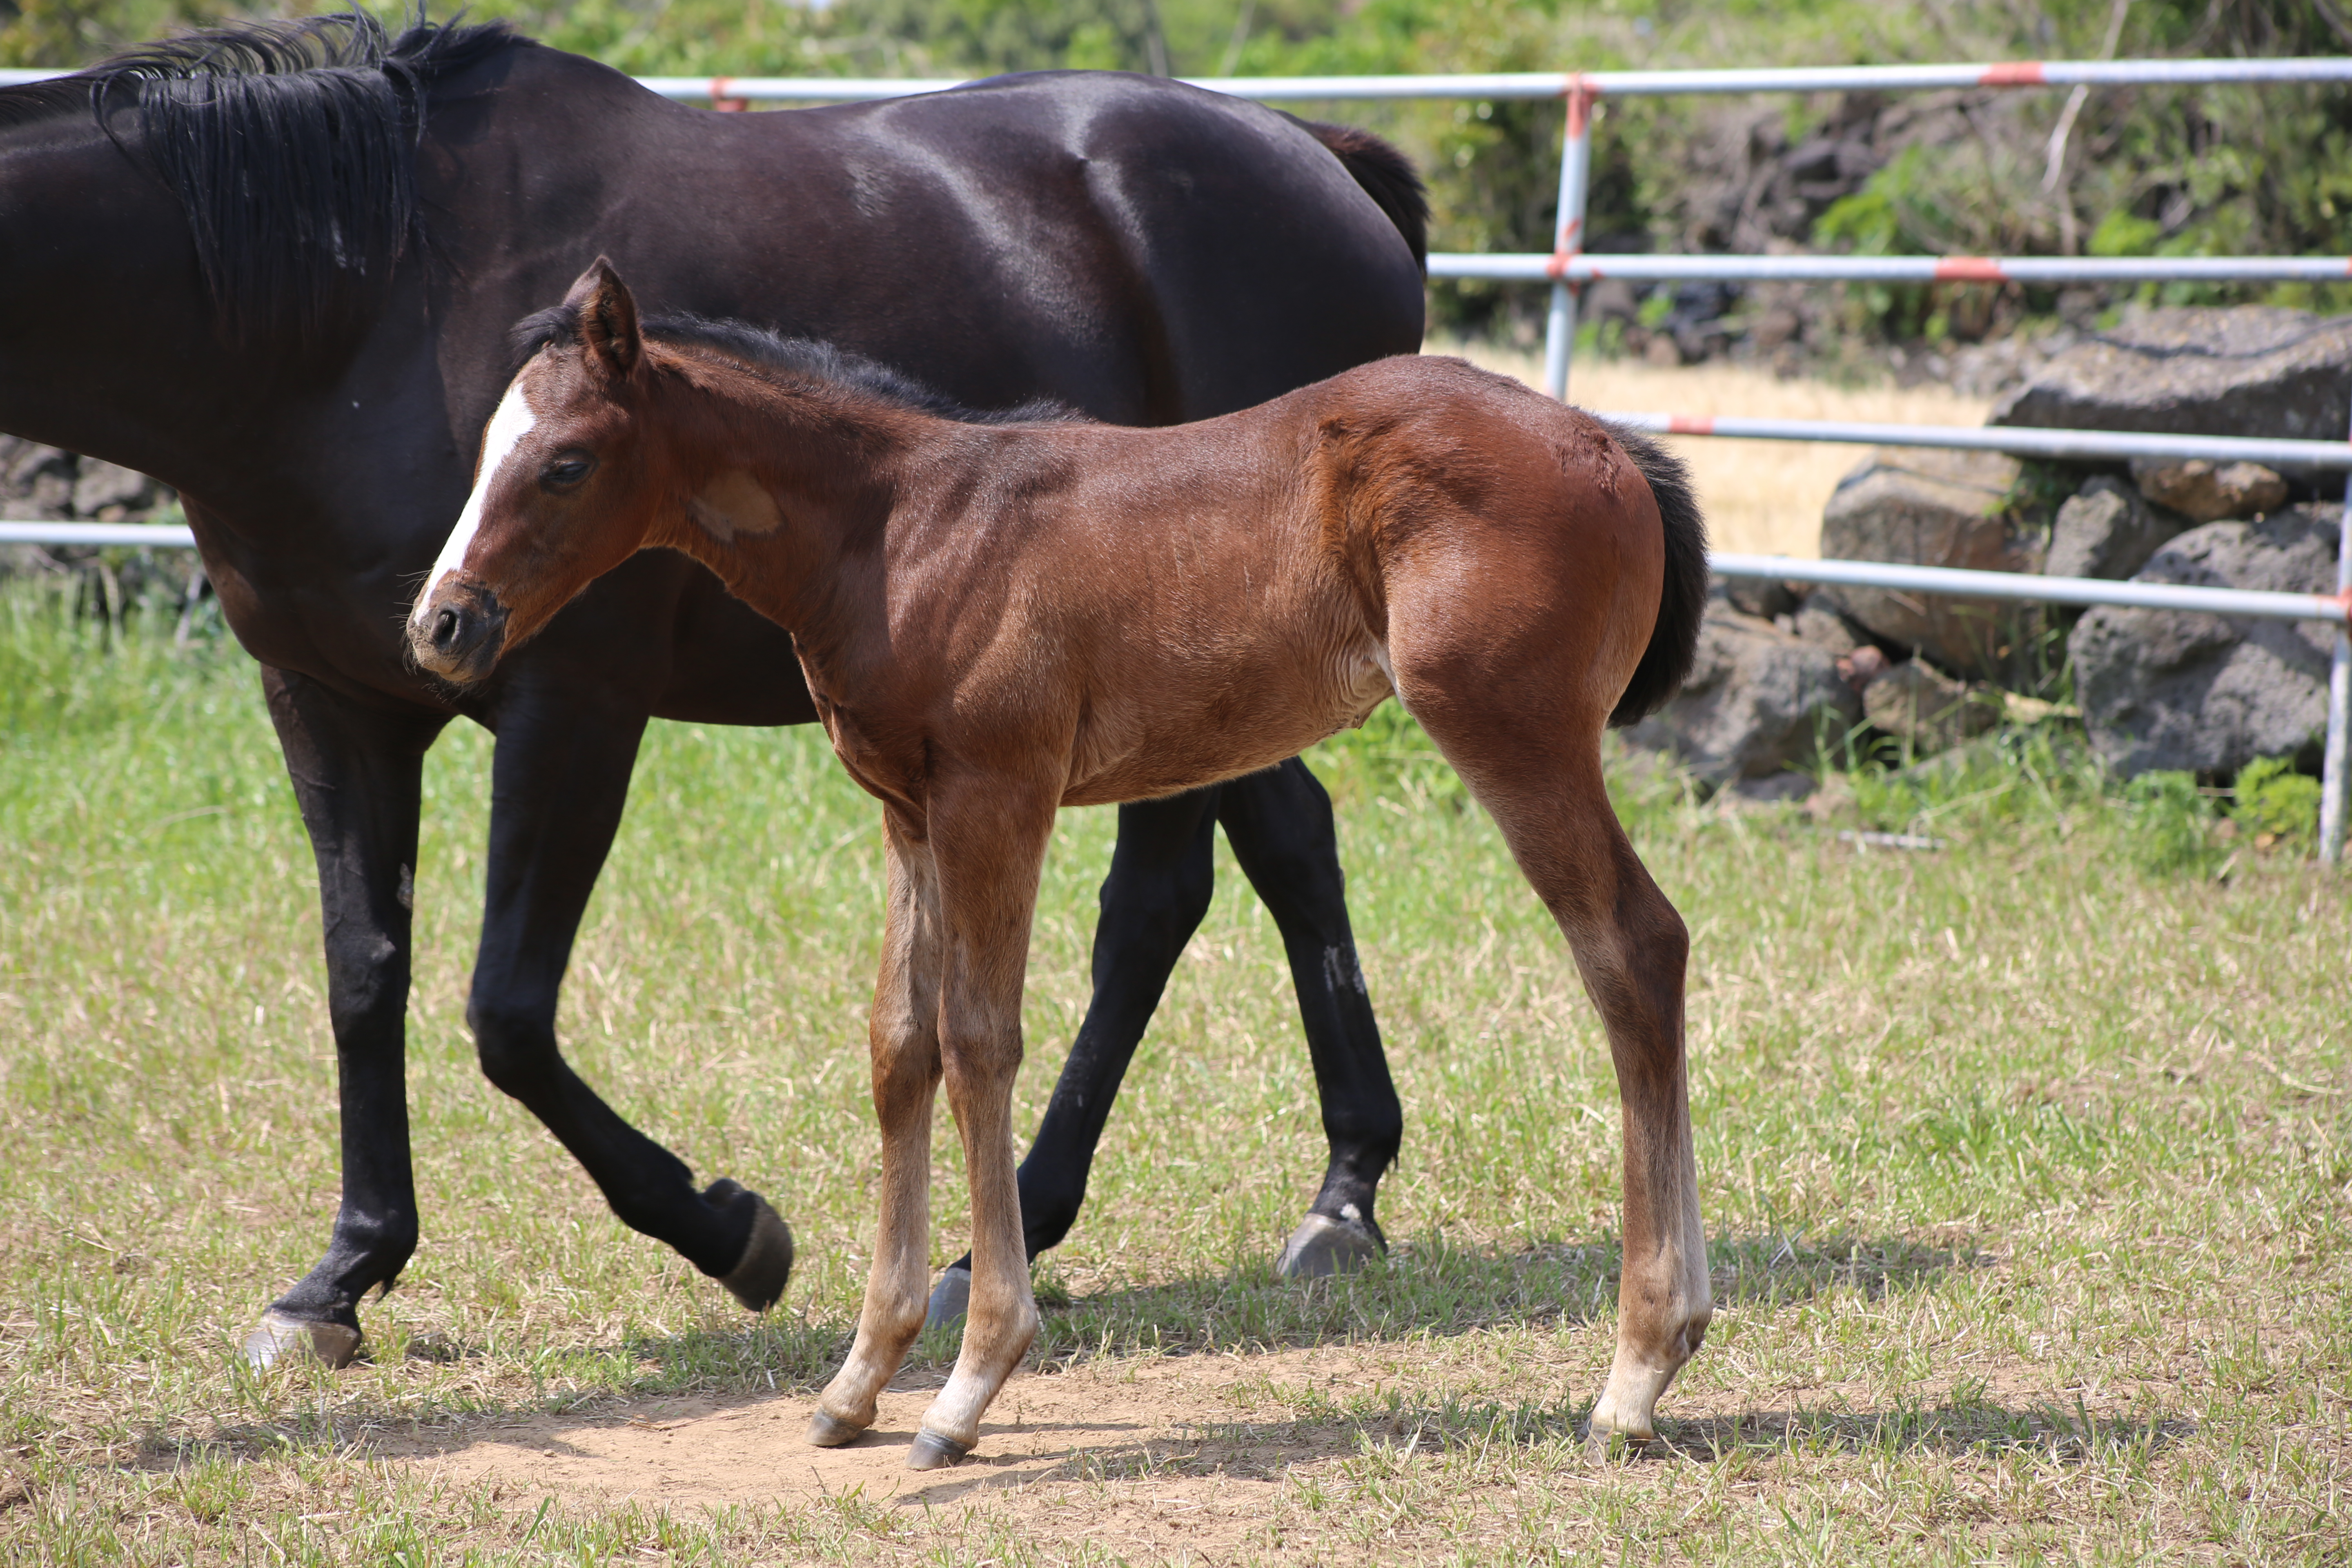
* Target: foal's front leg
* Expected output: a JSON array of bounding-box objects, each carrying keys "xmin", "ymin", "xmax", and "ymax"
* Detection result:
[
  {"xmin": 910, "ymin": 778, "xmax": 1058, "ymax": 1469},
  {"xmin": 810, "ymin": 809, "xmax": 943, "ymax": 1447}
]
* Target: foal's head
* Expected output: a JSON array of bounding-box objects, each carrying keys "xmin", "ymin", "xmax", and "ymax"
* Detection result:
[{"xmin": 408, "ymin": 258, "xmax": 679, "ymax": 684}]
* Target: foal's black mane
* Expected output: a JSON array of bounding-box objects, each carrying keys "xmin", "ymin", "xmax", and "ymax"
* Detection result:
[
  {"xmin": 0, "ymin": 11, "xmax": 524, "ymax": 342},
  {"xmin": 513, "ymin": 304, "xmax": 1089, "ymax": 426}
]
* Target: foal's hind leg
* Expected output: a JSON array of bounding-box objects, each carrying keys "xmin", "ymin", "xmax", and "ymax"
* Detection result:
[
  {"xmin": 1410, "ymin": 704, "xmax": 1710, "ymax": 1443},
  {"xmin": 810, "ymin": 808, "xmax": 944, "ymax": 1447}
]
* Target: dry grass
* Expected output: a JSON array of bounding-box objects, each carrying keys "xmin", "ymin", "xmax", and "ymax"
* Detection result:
[
  {"xmin": 1440, "ymin": 341, "xmax": 1996, "ymax": 557},
  {"xmin": 0, "ymin": 539, "xmax": 2346, "ymax": 1563}
]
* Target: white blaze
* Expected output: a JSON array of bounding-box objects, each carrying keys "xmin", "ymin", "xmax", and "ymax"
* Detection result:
[{"xmin": 411, "ymin": 378, "xmax": 539, "ymax": 630}]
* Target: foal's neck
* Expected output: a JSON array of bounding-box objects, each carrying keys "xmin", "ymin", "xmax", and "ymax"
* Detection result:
[{"xmin": 653, "ymin": 354, "xmax": 923, "ymax": 639}]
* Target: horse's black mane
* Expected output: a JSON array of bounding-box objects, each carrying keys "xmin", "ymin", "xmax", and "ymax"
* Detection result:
[
  {"xmin": 512, "ymin": 304, "xmax": 1089, "ymax": 427},
  {"xmin": 0, "ymin": 11, "xmax": 525, "ymax": 342}
]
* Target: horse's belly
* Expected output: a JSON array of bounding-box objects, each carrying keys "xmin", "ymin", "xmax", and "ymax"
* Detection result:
[{"xmin": 1059, "ymin": 634, "xmax": 1395, "ymax": 807}]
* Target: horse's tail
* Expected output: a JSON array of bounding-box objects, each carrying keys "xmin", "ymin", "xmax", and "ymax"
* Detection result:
[
  {"xmin": 1602, "ymin": 424, "xmax": 1711, "ymax": 728},
  {"xmin": 1299, "ymin": 120, "xmax": 1429, "ymax": 271}
]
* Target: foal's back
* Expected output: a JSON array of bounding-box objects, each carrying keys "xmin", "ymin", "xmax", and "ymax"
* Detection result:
[{"xmin": 882, "ymin": 355, "xmax": 1666, "ymax": 807}]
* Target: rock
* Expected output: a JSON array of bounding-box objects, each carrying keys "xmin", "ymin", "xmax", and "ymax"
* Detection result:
[
  {"xmin": 2127, "ymin": 458, "xmax": 2288, "ymax": 524},
  {"xmin": 1584, "ymin": 277, "xmax": 1640, "ymax": 324},
  {"xmin": 1991, "ymin": 305, "xmax": 2352, "ymax": 452},
  {"xmin": 1785, "ymin": 591, "xmax": 1864, "ymax": 654},
  {"xmin": 1728, "ymin": 771, "xmax": 1815, "ymax": 804},
  {"xmin": 2068, "ymin": 503, "xmax": 2341, "ymax": 777},
  {"xmin": 70, "ymin": 460, "xmax": 158, "ymax": 519},
  {"xmin": 1722, "ymin": 577, "xmax": 1799, "ymax": 619},
  {"xmin": 2044, "ymin": 477, "xmax": 2192, "ymax": 581},
  {"xmin": 1751, "ymin": 306, "xmax": 1802, "ymax": 352},
  {"xmin": 1818, "ymin": 447, "xmax": 2043, "ymax": 675},
  {"xmin": 1836, "ymin": 644, "xmax": 1889, "ymax": 689},
  {"xmin": 0, "ymin": 440, "xmax": 75, "ymax": 520},
  {"xmin": 1860, "ymin": 659, "xmax": 1998, "ymax": 754},
  {"xmin": 1625, "ymin": 603, "xmax": 1861, "ymax": 785}
]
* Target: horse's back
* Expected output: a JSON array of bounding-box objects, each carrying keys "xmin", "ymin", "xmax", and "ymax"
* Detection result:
[
  {"xmin": 434, "ymin": 54, "xmax": 1421, "ymax": 428},
  {"xmin": 410, "ymin": 48, "xmax": 1425, "ymax": 720}
]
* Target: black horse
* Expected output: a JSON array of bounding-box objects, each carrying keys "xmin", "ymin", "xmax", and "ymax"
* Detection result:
[{"xmin": 0, "ymin": 14, "xmax": 1427, "ymax": 1363}]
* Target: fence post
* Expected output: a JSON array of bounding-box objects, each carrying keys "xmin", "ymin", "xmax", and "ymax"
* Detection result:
[
  {"xmin": 2322, "ymin": 461, "xmax": 2352, "ymax": 866},
  {"xmin": 1542, "ymin": 77, "xmax": 1594, "ymax": 402}
]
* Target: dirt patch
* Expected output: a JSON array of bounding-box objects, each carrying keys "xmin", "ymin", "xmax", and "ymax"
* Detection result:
[{"xmin": 376, "ymin": 1348, "xmax": 1368, "ymax": 1515}]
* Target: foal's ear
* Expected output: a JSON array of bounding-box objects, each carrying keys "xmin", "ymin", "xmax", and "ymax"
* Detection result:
[{"xmin": 564, "ymin": 256, "xmax": 643, "ymax": 379}]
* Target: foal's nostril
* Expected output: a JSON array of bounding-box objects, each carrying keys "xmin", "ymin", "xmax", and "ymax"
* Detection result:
[{"xmin": 431, "ymin": 605, "xmax": 464, "ymax": 653}]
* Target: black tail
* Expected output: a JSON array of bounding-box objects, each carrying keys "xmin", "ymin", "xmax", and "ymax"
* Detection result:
[
  {"xmin": 1602, "ymin": 424, "xmax": 1710, "ymax": 728},
  {"xmin": 1299, "ymin": 119, "xmax": 1429, "ymax": 271}
]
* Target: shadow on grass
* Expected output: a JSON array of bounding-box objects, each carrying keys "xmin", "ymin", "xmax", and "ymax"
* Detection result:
[
  {"xmin": 138, "ymin": 1228, "xmax": 1987, "ymax": 1471},
  {"xmin": 1022, "ymin": 1228, "xmax": 1985, "ymax": 1370},
  {"xmin": 1025, "ymin": 1388, "xmax": 2195, "ymax": 1484}
]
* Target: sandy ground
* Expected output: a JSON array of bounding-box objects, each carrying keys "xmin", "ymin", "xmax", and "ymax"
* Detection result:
[
  {"xmin": 372, "ymin": 1345, "xmax": 1429, "ymax": 1559},
  {"xmin": 378, "ymin": 1350, "xmax": 1358, "ymax": 1516},
  {"xmin": 1443, "ymin": 344, "xmax": 1995, "ymax": 557}
]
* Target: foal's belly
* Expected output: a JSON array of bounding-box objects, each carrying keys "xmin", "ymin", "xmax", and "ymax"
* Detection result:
[{"xmin": 1058, "ymin": 628, "xmax": 1396, "ymax": 807}]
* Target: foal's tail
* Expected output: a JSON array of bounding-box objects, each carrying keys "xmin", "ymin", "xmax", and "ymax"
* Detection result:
[{"xmin": 1603, "ymin": 425, "xmax": 1711, "ymax": 728}]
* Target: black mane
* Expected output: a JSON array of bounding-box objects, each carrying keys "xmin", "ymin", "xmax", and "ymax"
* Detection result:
[
  {"xmin": 0, "ymin": 11, "xmax": 526, "ymax": 343},
  {"xmin": 511, "ymin": 304, "xmax": 1088, "ymax": 426}
]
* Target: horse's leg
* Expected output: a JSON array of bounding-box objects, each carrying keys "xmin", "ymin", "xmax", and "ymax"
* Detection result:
[
  {"xmin": 809, "ymin": 809, "xmax": 942, "ymax": 1448},
  {"xmin": 468, "ymin": 691, "xmax": 792, "ymax": 1308},
  {"xmin": 244, "ymin": 667, "xmax": 448, "ymax": 1367},
  {"xmin": 1404, "ymin": 687, "xmax": 1708, "ymax": 1444},
  {"xmin": 925, "ymin": 786, "xmax": 1219, "ymax": 1327},
  {"xmin": 909, "ymin": 777, "xmax": 1058, "ymax": 1469},
  {"xmin": 1216, "ymin": 757, "xmax": 1401, "ymax": 1276}
]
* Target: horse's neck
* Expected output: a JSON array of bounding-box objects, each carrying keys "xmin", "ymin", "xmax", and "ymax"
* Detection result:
[{"xmin": 662, "ymin": 376, "xmax": 913, "ymax": 639}]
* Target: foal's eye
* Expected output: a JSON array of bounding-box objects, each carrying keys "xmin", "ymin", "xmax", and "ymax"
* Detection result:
[{"xmin": 540, "ymin": 451, "xmax": 596, "ymax": 490}]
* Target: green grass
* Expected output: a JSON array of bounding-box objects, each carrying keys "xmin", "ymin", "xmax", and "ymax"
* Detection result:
[{"xmin": 1, "ymin": 590, "xmax": 2347, "ymax": 1564}]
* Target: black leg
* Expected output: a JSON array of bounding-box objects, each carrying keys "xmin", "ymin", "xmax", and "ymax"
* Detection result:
[
  {"xmin": 927, "ymin": 786, "xmax": 1219, "ymax": 1325},
  {"xmin": 466, "ymin": 688, "xmax": 792, "ymax": 1306},
  {"xmin": 247, "ymin": 667, "xmax": 448, "ymax": 1367},
  {"xmin": 1216, "ymin": 757, "xmax": 1400, "ymax": 1276}
]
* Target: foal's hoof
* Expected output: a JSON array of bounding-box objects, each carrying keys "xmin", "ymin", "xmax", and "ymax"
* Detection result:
[
  {"xmin": 708, "ymin": 1180, "xmax": 795, "ymax": 1313},
  {"xmin": 906, "ymin": 1429, "xmax": 971, "ymax": 1470},
  {"xmin": 924, "ymin": 1265, "xmax": 973, "ymax": 1330},
  {"xmin": 240, "ymin": 1310, "xmax": 363, "ymax": 1371},
  {"xmin": 806, "ymin": 1410, "xmax": 866, "ymax": 1448},
  {"xmin": 1275, "ymin": 1213, "xmax": 1384, "ymax": 1280}
]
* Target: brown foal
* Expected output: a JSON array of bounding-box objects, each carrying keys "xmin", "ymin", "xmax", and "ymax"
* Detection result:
[{"xmin": 408, "ymin": 260, "xmax": 1714, "ymax": 1469}]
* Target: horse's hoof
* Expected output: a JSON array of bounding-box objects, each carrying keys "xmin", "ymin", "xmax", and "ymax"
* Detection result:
[
  {"xmin": 906, "ymin": 1429, "xmax": 971, "ymax": 1470},
  {"xmin": 710, "ymin": 1181, "xmax": 795, "ymax": 1312},
  {"xmin": 806, "ymin": 1410, "xmax": 866, "ymax": 1448},
  {"xmin": 1583, "ymin": 1425, "xmax": 1650, "ymax": 1464},
  {"xmin": 240, "ymin": 1310, "xmax": 363, "ymax": 1370},
  {"xmin": 924, "ymin": 1265, "xmax": 972, "ymax": 1329},
  {"xmin": 1275, "ymin": 1212, "xmax": 1383, "ymax": 1280}
]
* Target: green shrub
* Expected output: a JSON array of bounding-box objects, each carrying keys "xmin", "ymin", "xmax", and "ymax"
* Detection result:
[
  {"xmin": 2230, "ymin": 756, "xmax": 2322, "ymax": 855},
  {"xmin": 2120, "ymin": 770, "xmax": 2223, "ymax": 877}
]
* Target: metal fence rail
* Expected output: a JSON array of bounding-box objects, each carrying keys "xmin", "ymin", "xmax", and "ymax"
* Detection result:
[
  {"xmin": 5, "ymin": 51, "xmax": 2350, "ymax": 857},
  {"xmin": 1714, "ymin": 554, "xmax": 2352, "ymax": 625},
  {"xmin": 0, "ymin": 521, "xmax": 197, "ymax": 548},
  {"xmin": 1595, "ymin": 416, "xmax": 2352, "ymax": 469}
]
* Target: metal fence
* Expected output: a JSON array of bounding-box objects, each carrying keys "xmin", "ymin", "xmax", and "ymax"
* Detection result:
[{"xmin": 6, "ymin": 53, "xmax": 2350, "ymax": 858}]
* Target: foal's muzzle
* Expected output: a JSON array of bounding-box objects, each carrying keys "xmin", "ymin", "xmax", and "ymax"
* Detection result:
[{"xmin": 408, "ymin": 582, "xmax": 508, "ymax": 684}]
